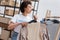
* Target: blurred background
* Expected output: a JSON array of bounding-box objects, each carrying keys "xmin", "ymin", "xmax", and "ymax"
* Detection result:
[{"xmin": 0, "ymin": 0, "xmax": 60, "ymax": 40}]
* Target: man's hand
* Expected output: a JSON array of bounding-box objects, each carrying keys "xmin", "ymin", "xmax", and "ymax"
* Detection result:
[
  {"xmin": 8, "ymin": 21, "xmax": 21, "ymax": 30},
  {"xmin": 33, "ymin": 15, "xmax": 37, "ymax": 21},
  {"xmin": 21, "ymin": 22, "xmax": 28, "ymax": 27}
]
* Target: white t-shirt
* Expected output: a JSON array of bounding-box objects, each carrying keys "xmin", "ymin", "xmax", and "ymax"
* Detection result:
[
  {"xmin": 11, "ymin": 13, "xmax": 33, "ymax": 40},
  {"xmin": 11, "ymin": 14, "xmax": 33, "ymax": 33}
]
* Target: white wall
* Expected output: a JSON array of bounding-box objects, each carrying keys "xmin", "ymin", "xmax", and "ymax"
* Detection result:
[{"xmin": 37, "ymin": 0, "xmax": 60, "ymax": 21}]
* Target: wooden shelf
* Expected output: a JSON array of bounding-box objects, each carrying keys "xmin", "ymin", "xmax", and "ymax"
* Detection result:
[
  {"xmin": 0, "ymin": 16, "xmax": 11, "ymax": 29},
  {"xmin": 5, "ymin": 9, "xmax": 19, "ymax": 16},
  {"xmin": 31, "ymin": 0, "xmax": 39, "ymax": 2},
  {"xmin": 0, "ymin": 5, "xmax": 20, "ymax": 8},
  {"xmin": 0, "ymin": 16, "xmax": 11, "ymax": 24},
  {"xmin": 0, "ymin": 22, "xmax": 8, "ymax": 29},
  {"xmin": 23, "ymin": 0, "xmax": 39, "ymax": 2},
  {"xmin": 0, "ymin": 0, "xmax": 20, "ymax": 8},
  {"xmin": 0, "ymin": 0, "xmax": 39, "ymax": 18}
]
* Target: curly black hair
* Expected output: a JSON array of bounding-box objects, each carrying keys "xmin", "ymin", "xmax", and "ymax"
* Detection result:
[{"xmin": 20, "ymin": 1, "xmax": 32, "ymax": 13}]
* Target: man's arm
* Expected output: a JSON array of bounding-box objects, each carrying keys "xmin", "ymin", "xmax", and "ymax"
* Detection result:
[
  {"xmin": 8, "ymin": 21, "xmax": 28, "ymax": 30},
  {"xmin": 8, "ymin": 21, "xmax": 21, "ymax": 30},
  {"xmin": 33, "ymin": 15, "xmax": 37, "ymax": 21}
]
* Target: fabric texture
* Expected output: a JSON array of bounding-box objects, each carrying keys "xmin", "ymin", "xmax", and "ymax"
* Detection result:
[{"xmin": 19, "ymin": 27, "xmax": 28, "ymax": 40}]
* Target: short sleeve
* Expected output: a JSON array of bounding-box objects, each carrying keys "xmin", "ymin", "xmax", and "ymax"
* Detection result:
[{"xmin": 10, "ymin": 15, "xmax": 18, "ymax": 23}]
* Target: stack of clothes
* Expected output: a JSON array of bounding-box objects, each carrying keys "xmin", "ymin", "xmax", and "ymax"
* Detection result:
[{"xmin": 40, "ymin": 18, "xmax": 60, "ymax": 24}]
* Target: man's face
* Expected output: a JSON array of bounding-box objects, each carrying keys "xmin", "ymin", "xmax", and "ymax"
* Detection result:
[{"xmin": 25, "ymin": 4, "xmax": 33, "ymax": 13}]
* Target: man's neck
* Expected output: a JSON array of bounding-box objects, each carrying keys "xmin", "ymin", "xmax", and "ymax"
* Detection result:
[{"xmin": 22, "ymin": 12, "xmax": 28, "ymax": 16}]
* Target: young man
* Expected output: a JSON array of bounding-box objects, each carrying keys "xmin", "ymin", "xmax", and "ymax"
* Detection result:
[{"xmin": 8, "ymin": 1, "xmax": 37, "ymax": 40}]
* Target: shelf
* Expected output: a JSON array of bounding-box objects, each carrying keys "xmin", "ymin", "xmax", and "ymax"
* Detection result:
[
  {"xmin": 31, "ymin": 0, "xmax": 39, "ymax": 2},
  {"xmin": 0, "ymin": 16, "xmax": 11, "ymax": 24},
  {"xmin": 0, "ymin": 5, "xmax": 20, "ymax": 8},
  {"xmin": 23, "ymin": 0, "xmax": 39, "ymax": 2},
  {"xmin": 0, "ymin": 0, "xmax": 20, "ymax": 8},
  {"xmin": 5, "ymin": 9, "xmax": 19, "ymax": 16},
  {"xmin": 0, "ymin": 0, "xmax": 39, "ymax": 18}
]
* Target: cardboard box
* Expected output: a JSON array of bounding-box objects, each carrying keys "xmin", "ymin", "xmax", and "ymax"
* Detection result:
[
  {"xmin": 0, "ymin": 29, "xmax": 10, "ymax": 40},
  {"xmin": 5, "ymin": 9, "xmax": 13, "ymax": 16},
  {"xmin": 5, "ymin": 9, "xmax": 19, "ymax": 16},
  {"xmin": 1, "ymin": 0, "xmax": 15, "ymax": 6},
  {"xmin": 1, "ymin": 0, "xmax": 8, "ymax": 5},
  {"xmin": 8, "ymin": 0, "xmax": 15, "ymax": 6},
  {"xmin": 16, "ymin": 3, "xmax": 20, "ymax": 7},
  {"xmin": 1, "ymin": 0, "xmax": 20, "ymax": 7},
  {"xmin": 15, "ymin": 10, "xmax": 19, "ymax": 14},
  {"xmin": 2, "ymin": 0, "xmax": 13, "ymax": 2},
  {"xmin": 9, "ymin": 1, "xmax": 20, "ymax": 7},
  {"xmin": 0, "ymin": 16, "xmax": 11, "ymax": 24}
]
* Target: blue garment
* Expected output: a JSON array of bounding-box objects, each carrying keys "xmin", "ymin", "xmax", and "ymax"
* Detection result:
[
  {"xmin": 59, "ymin": 38, "xmax": 60, "ymax": 40},
  {"xmin": 11, "ymin": 31, "xmax": 18, "ymax": 40}
]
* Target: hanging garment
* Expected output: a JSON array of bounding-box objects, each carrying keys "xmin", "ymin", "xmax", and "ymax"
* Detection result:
[
  {"xmin": 42, "ymin": 28, "xmax": 49, "ymax": 40},
  {"xmin": 40, "ymin": 23, "xmax": 50, "ymax": 40},
  {"xmin": 11, "ymin": 25, "xmax": 28, "ymax": 40},
  {"xmin": 19, "ymin": 20, "xmax": 37, "ymax": 40},
  {"xmin": 19, "ymin": 23, "xmax": 40, "ymax": 40},
  {"xmin": 52, "ymin": 19, "xmax": 60, "ymax": 24},
  {"xmin": 19, "ymin": 23, "xmax": 49, "ymax": 40},
  {"xmin": 27, "ymin": 23, "xmax": 41, "ymax": 40},
  {"xmin": 19, "ymin": 27, "xmax": 28, "ymax": 40}
]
